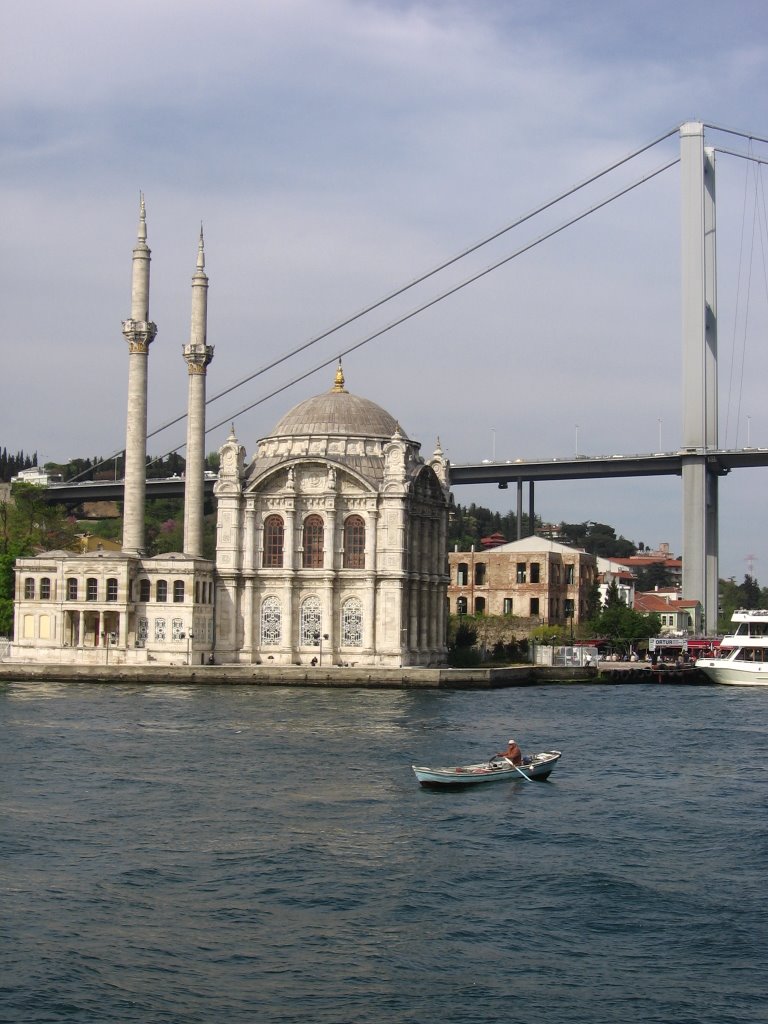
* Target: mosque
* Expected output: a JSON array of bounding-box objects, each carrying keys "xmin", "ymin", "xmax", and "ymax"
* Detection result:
[{"xmin": 12, "ymin": 202, "xmax": 451, "ymax": 668}]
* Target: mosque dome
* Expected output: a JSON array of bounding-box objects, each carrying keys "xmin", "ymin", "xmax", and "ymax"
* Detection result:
[{"xmin": 268, "ymin": 363, "xmax": 400, "ymax": 440}]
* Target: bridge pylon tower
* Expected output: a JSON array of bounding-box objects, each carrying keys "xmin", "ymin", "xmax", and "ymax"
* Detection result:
[{"xmin": 680, "ymin": 122, "xmax": 719, "ymax": 633}]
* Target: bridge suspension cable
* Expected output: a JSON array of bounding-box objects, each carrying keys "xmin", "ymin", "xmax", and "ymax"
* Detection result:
[
  {"xmin": 144, "ymin": 126, "xmax": 682, "ymax": 444},
  {"xmin": 71, "ymin": 127, "xmax": 683, "ymax": 481},
  {"xmin": 202, "ymin": 157, "xmax": 680, "ymax": 439}
]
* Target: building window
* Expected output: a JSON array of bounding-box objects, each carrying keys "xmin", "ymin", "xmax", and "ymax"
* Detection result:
[
  {"xmin": 172, "ymin": 618, "xmax": 184, "ymax": 641},
  {"xmin": 474, "ymin": 596, "xmax": 486, "ymax": 615},
  {"xmin": 516, "ymin": 562, "xmax": 527, "ymax": 583},
  {"xmin": 154, "ymin": 618, "xmax": 166, "ymax": 642},
  {"xmin": 456, "ymin": 596, "xmax": 468, "ymax": 615},
  {"xmin": 86, "ymin": 578, "xmax": 98, "ymax": 601},
  {"xmin": 156, "ymin": 580, "xmax": 168, "ymax": 602},
  {"xmin": 457, "ymin": 563, "xmax": 469, "ymax": 586},
  {"xmin": 503, "ymin": 597, "xmax": 513, "ymax": 615},
  {"xmin": 530, "ymin": 562, "xmax": 540, "ymax": 584},
  {"xmin": 342, "ymin": 597, "xmax": 363, "ymax": 646},
  {"xmin": 137, "ymin": 617, "xmax": 149, "ymax": 648},
  {"xmin": 475, "ymin": 563, "xmax": 486, "ymax": 586},
  {"xmin": 24, "ymin": 578, "xmax": 35, "ymax": 599},
  {"xmin": 566, "ymin": 564, "xmax": 575, "ymax": 584},
  {"xmin": 343, "ymin": 516, "xmax": 365, "ymax": 569},
  {"xmin": 263, "ymin": 515, "xmax": 284, "ymax": 568},
  {"xmin": 300, "ymin": 596, "xmax": 322, "ymax": 645},
  {"xmin": 530, "ymin": 597, "xmax": 539, "ymax": 616},
  {"xmin": 40, "ymin": 577, "xmax": 51, "ymax": 600},
  {"xmin": 173, "ymin": 580, "xmax": 185, "ymax": 603},
  {"xmin": 139, "ymin": 579, "xmax": 151, "ymax": 602},
  {"xmin": 23, "ymin": 614, "xmax": 34, "ymax": 638},
  {"xmin": 66, "ymin": 578, "xmax": 78, "ymax": 601},
  {"xmin": 261, "ymin": 596, "xmax": 282, "ymax": 645},
  {"xmin": 106, "ymin": 578, "xmax": 118, "ymax": 601},
  {"xmin": 303, "ymin": 515, "xmax": 324, "ymax": 569}
]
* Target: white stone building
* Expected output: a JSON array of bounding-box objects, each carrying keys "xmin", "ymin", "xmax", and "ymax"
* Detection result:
[
  {"xmin": 11, "ymin": 202, "xmax": 451, "ymax": 668},
  {"xmin": 214, "ymin": 363, "xmax": 451, "ymax": 666}
]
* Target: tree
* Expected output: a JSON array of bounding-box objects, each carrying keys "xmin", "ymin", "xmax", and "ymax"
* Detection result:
[
  {"xmin": 559, "ymin": 521, "xmax": 637, "ymax": 559},
  {"xmin": 634, "ymin": 563, "xmax": 674, "ymax": 591},
  {"xmin": 0, "ymin": 483, "xmax": 79, "ymax": 637}
]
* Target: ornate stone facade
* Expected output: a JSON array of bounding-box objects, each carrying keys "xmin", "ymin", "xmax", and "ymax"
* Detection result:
[
  {"xmin": 213, "ymin": 364, "xmax": 451, "ymax": 667},
  {"xmin": 13, "ymin": 551, "xmax": 215, "ymax": 665}
]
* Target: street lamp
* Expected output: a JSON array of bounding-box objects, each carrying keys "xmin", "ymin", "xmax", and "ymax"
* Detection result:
[
  {"xmin": 101, "ymin": 630, "xmax": 110, "ymax": 666},
  {"xmin": 186, "ymin": 628, "xmax": 194, "ymax": 666}
]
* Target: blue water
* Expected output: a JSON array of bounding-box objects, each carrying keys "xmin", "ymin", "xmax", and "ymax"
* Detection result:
[{"xmin": 2, "ymin": 681, "xmax": 767, "ymax": 1024}]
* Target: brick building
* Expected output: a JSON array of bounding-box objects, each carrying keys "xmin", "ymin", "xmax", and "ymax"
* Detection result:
[{"xmin": 447, "ymin": 537, "xmax": 598, "ymax": 626}]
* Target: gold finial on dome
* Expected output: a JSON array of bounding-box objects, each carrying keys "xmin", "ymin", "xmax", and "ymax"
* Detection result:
[{"xmin": 331, "ymin": 359, "xmax": 347, "ymax": 393}]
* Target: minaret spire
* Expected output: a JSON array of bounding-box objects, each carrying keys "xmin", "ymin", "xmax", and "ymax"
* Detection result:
[
  {"xmin": 120, "ymin": 194, "xmax": 157, "ymax": 554},
  {"xmin": 183, "ymin": 224, "xmax": 214, "ymax": 557}
]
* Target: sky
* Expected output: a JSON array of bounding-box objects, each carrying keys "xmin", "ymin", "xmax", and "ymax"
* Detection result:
[{"xmin": 3, "ymin": 0, "xmax": 768, "ymax": 581}]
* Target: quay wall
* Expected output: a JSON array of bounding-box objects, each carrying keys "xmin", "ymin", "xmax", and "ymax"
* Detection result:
[
  {"xmin": 0, "ymin": 662, "xmax": 596, "ymax": 689},
  {"xmin": 0, "ymin": 662, "xmax": 709, "ymax": 688}
]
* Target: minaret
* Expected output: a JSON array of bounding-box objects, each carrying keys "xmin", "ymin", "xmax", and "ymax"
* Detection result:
[
  {"xmin": 120, "ymin": 195, "xmax": 157, "ymax": 554},
  {"xmin": 182, "ymin": 226, "xmax": 214, "ymax": 557}
]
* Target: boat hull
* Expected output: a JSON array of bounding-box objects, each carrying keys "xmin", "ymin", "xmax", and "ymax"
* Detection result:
[
  {"xmin": 695, "ymin": 658, "xmax": 768, "ymax": 686},
  {"xmin": 412, "ymin": 750, "xmax": 561, "ymax": 786}
]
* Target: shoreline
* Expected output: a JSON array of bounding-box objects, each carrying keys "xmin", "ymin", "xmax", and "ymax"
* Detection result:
[{"xmin": 0, "ymin": 662, "xmax": 708, "ymax": 688}]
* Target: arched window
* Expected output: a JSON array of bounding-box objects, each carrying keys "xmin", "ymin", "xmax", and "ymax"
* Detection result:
[
  {"xmin": 302, "ymin": 515, "xmax": 324, "ymax": 569},
  {"xmin": 342, "ymin": 597, "xmax": 363, "ymax": 646},
  {"xmin": 474, "ymin": 563, "xmax": 486, "ymax": 586},
  {"xmin": 261, "ymin": 596, "xmax": 282, "ymax": 645},
  {"xmin": 474, "ymin": 596, "xmax": 486, "ymax": 615},
  {"xmin": 86, "ymin": 578, "xmax": 98, "ymax": 601},
  {"xmin": 40, "ymin": 578, "xmax": 51, "ymax": 600},
  {"xmin": 300, "ymin": 596, "xmax": 322, "ymax": 646},
  {"xmin": 139, "ymin": 579, "xmax": 151, "ymax": 602},
  {"xmin": 456, "ymin": 596, "xmax": 468, "ymax": 615},
  {"xmin": 173, "ymin": 580, "xmax": 185, "ymax": 603},
  {"xmin": 156, "ymin": 579, "xmax": 168, "ymax": 602},
  {"xmin": 106, "ymin": 578, "xmax": 118, "ymax": 601},
  {"xmin": 457, "ymin": 563, "xmax": 469, "ymax": 586},
  {"xmin": 66, "ymin": 578, "xmax": 78, "ymax": 601},
  {"xmin": 343, "ymin": 515, "xmax": 365, "ymax": 569},
  {"xmin": 24, "ymin": 578, "xmax": 35, "ymax": 599},
  {"xmin": 263, "ymin": 515, "xmax": 284, "ymax": 567}
]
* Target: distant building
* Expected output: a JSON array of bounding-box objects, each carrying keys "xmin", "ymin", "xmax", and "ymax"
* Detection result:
[
  {"xmin": 618, "ymin": 542, "xmax": 682, "ymax": 583},
  {"xmin": 634, "ymin": 589, "xmax": 702, "ymax": 635},
  {"xmin": 11, "ymin": 467, "xmax": 63, "ymax": 486},
  {"xmin": 448, "ymin": 537, "xmax": 598, "ymax": 626},
  {"xmin": 596, "ymin": 556, "xmax": 637, "ymax": 607}
]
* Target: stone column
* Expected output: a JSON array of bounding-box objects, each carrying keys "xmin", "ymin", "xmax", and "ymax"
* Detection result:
[
  {"xmin": 183, "ymin": 229, "xmax": 214, "ymax": 557},
  {"xmin": 121, "ymin": 196, "xmax": 157, "ymax": 555}
]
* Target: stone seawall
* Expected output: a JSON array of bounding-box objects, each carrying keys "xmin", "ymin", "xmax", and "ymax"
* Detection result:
[{"xmin": 0, "ymin": 662, "xmax": 597, "ymax": 689}]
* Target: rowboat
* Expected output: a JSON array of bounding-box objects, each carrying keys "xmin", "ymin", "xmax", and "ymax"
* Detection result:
[{"xmin": 412, "ymin": 750, "xmax": 561, "ymax": 787}]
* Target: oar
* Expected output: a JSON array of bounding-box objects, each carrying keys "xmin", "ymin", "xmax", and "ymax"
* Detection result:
[{"xmin": 501, "ymin": 755, "xmax": 534, "ymax": 783}]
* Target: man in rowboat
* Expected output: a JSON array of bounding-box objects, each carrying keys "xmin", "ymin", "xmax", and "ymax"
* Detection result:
[{"xmin": 496, "ymin": 738, "xmax": 523, "ymax": 765}]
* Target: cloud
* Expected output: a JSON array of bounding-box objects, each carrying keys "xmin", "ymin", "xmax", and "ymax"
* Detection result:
[{"xmin": 2, "ymin": 0, "xmax": 768, "ymax": 578}]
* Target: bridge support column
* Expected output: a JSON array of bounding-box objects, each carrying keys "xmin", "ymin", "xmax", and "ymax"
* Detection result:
[
  {"xmin": 528, "ymin": 480, "xmax": 535, "ymax": 537},
  {"xmin": 681, "ymin": 122, "xmax": 719, "ymax": 632}
]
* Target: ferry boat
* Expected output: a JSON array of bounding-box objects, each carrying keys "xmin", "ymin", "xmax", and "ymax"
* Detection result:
[{"xmin": 695, "ymin": 609, "xmax": 768, "ymax": 686}]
